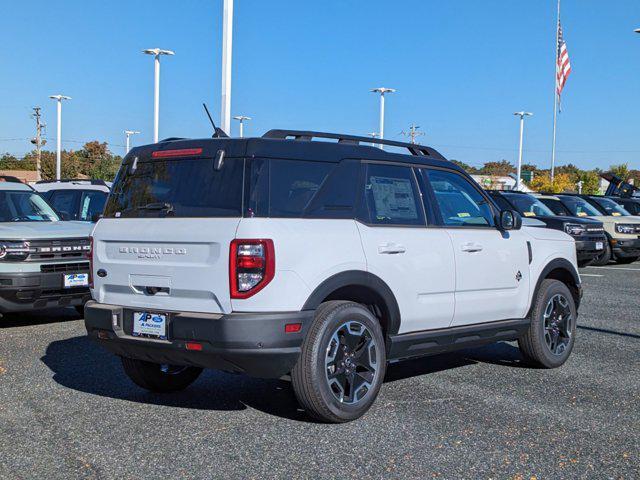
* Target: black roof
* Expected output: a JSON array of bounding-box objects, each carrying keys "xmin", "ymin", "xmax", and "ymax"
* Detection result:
[{"xmin": 126, "ymin": 129, "xmax": 463, "ymax": 173}]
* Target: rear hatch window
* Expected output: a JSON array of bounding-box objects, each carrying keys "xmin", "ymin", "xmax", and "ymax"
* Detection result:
[{"xmin": 104, "ymin": 157, "xmax": 244, "ymax": 218}]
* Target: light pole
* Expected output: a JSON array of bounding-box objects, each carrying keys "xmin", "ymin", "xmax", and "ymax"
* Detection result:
[
  {"xmin": 124, "ymin": 130, "xmax": 141, "ymax": 154},
  {"xmin": 221, "ymin": 0, "xmax": 234, "ymax": 135},
  {"xmin": 513, "ymin": 111, "xmax": 533, "ymax": 191},
  {"xmin": 48, "ymin": 95, "xmax": 71, "ymax": 180},
  {"xmin": 635, "ymin": 28, "xmax": 640, "ymax": 33},
  {"xmin": 142, "ymin": 48, "xmax": 175, "ymax": 143},
  {"xmin": 371, "ymin": 87, "xmax": 395, "ymax": 149},
  {"xmin": 233, "ymin": 115, "xmax": 251, "ymax": 138}
]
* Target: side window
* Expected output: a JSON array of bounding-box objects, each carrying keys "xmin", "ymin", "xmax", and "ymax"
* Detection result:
[
  {"xmin": 79, "ymin": 191, "xmax": 108, "ymax": 221},
  {"xmin": 245, "ymin": 159, "xmax": 359, "ymax": 219},
  {"xmin": 490, "ymin": 194, "xmax": 513, "ymax": 212},
  {"xmin": 49, "ymin": 190, "xmax": 79, "ymax": 220},
  {"xmin": 426, "ymin": 169, "xmax": 494, "ymax": 227},
  {"xmin": 361, "ymin": 163, "xmax": 425, "ymax": 226}
]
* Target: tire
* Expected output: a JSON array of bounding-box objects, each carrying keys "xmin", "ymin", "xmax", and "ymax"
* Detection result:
[
  {"xmin": 577, "ymin": 258, "xmax": 594, "ymax": 268},
  {"xmin": 74, "ymin": 305, "xmax": 85, "ymax": 317},
  {"xmin": 121, "ymin": 357, "xmax": 202, "ymax": 393},
  {"xmin": 615, "ymin": 256, "xmax": 639, "ymax": 265},
  {"xmin": 590, "ymin": 240, "xmax": 612, "ymax": 266},
  {"xmin": 518, "ymin": 279, "xmax": 577, "ymax": 368},
  {"xmin": 292, "ymin": 301, "xmax": 387, "ymax": 423}
]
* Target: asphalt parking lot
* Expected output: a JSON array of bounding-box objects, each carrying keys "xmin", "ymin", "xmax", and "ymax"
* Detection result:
[{"xmin": 1, "ymin": 265, "xmax": 639, "ymax": 479}]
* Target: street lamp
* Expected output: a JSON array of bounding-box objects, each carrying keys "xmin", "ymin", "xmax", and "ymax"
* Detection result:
[
  {"xmin": 221, "ymin": 0, "xmax": 234, "ymax": 135},
  {"xmin": 513, "ymin": 111, "xmax": 533, "ymax": 191},
  {"xmin": 48, "ymin": 94, "xmax": 71, "ymax": 180},
  {"xmin": 634, "ymin": 28, "xmax": 640, "ymax": 33},
  {"xmin": 233, "ymin": 115, "xmax": 251, "ymax": 138},
  {"xmin": 370, "ymin": 87, "xmax": 395, "ymax": 149},
  {"xmin": 142, "ymin": 48, "xmax": 175, "ymax": 143},
  {"xmin": 124, "ymin": 130, "xmax": 141, "ymax": 154}
]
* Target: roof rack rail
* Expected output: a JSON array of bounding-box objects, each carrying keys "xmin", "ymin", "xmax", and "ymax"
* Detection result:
[
  {"xmin": 35, "ymin": 178, "xmax": 109, "ymax": 186},
  {"xmin": 262, "ymin": 129, "xmax": 442, "ymax": 158},
  {"xmin": 0, "ymin": 175, "xmax": 24, "ymax": 184}
]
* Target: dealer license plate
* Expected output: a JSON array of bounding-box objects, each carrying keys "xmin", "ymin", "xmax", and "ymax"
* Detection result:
[
  {"xmin": 595, "ymin": 242, "xmax": 604, "ymax": 250},
  {"xmin": 63, "ymin": 273, "xmax": 89, "ymax": 288},
  {"xmin": 133, "ymin": 312, "xmax": 167, "ymax": 339}
]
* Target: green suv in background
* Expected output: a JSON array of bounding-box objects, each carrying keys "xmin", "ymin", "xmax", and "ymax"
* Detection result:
[
  {"xmin": 536, "ymin": 193, "xmax": 640, "ymax": 266},
  {"xmin": 0, "ymin": 178, "xmax": 93, "ymax": 315}
]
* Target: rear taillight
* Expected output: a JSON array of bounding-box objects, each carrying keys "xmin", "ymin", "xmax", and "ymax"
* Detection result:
[
  {"xmin": 229, "ymin": 239, "xmax": 275, "ymax": 299},
  {"xmin": 89, "ymin": 236, "xmax": 94, "ymax": 289}
]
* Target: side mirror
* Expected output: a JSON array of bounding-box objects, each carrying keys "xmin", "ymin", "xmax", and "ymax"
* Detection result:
[
  {"xmin": 91, "ymin": 213, "xmax": 103, "ymax": 223},
  {"xmin": 498, "ymin": 210, "xmax": 522, "ymax": 231}
]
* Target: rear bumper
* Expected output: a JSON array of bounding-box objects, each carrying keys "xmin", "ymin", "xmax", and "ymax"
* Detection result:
[
  {"xmin": 612, "ymin": 238, "xmax": 640, "ymax": 258},
  {"xmin": 84, "ymin": 301, "xmax": 314, "ymax": 379},
  {"xmin": 0, "ymin": 271, "xmax": 90, "ymax": 313}
]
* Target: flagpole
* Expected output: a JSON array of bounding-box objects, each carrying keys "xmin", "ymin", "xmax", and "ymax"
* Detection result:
[{"xmin": 550, "ymin": 0, "xmax": 561, "ymax": 182}]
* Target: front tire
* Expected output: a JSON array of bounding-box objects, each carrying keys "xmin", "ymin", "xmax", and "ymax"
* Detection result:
[
  {"xmin": 292, "ymin": 301, "xmax": 386, "ymax": 423},
  {"xmin": 121, "ymin": 357, "xmax": 202, "ymax": 393},
  {"xmin": 518, "ymin": 279, "xmax": 577, "ymax": 368}
]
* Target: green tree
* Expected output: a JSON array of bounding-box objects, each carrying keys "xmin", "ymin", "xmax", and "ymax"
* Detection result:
[
  {"xmin": 577, "ymin": 171, "xmax": 600, "ymax": 195},
  {"xmin": 480, "ymin": 160, "xmax": 515, "ymax": 176},
  {"xmin": 529, "ymin": 173, "xmax": 575, "ymax": 193},
  {"xmin": 450, "ymin": 159, "xmax": 478, "ymax": 174},
  {"xmin": 609, "ymin": 163, "xmax": 630, "ymax": 181}
]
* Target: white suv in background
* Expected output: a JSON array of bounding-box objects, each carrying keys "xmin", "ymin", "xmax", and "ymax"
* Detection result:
[
  {"xmin": 84, "ymin": 130, "xmax": 582, "ymax": 423},
  {"xmin": 33, "ymin": 179, "xmax": 111, "ymax": 222}
]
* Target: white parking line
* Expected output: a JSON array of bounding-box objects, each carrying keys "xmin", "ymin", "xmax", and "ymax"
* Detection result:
[
  {"xmin": 580, "ymin": 273, "xmax": 604, "ymax": 277},
  {"xmin": 586, "ymin": 266, "xmax": 640, "ymax": 272}
]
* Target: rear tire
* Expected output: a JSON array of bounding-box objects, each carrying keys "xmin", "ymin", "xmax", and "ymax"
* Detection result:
[
  {"xmin": 590, "ymin": 240, "xmax": 611, "ymax": 266},
  {"xmin": 615, "ymin": 256, "xmax": 639, "ymax": 265},
  {"xmin": 518, "ymin": 279, "xmax": 577, "ymax": 368},
  {"xmin": 577, "ymin": 259, "xmax": 594, "ymax": 268},
  {"xmin": 121, "ymin": 357, "xmax": 202, "ymax": 392},
  {"xmin": 292, "ymin": 301, "xmax": 386, "ymax": 423},
  {"xmin": 74, "ymin": 305, "xmax": 85, "ymax": 317}
]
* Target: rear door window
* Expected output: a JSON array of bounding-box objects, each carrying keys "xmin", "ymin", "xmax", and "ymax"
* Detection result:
[
  {"xmin": 79, "ymin": 191, "xmax": 108, "ymax": 221},
  {"xmin": 360, "ymin": 163, "xmax": 425, "ymax": 226},
  {"xmin": 245, "ymin": 159, "xmax": 359, "ymax": 218}
]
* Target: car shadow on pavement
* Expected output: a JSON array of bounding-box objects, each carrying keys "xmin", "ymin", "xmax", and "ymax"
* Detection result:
[
  {"xmin": 42, "ymin": 336, "xmax": 530, "ymax": 422},
  {"xmin": 1, "ymin": 308, "xmax": 80, "ymax": 328}
]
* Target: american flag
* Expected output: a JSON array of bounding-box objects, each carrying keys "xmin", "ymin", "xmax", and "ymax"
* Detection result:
[{"xmin": 556, "ymin": 21, "xmax": 571, "ymax": 96}]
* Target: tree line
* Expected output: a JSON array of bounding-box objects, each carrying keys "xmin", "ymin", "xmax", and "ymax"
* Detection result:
[
  {"xmin": 451, "ymin": 159, "xmax": 640, "ymax": 194},
  {"xmin": 1, "ymin": 142, "xmax": 637, "ymax": 193},
  {"xmin": 0, "ymin": 141, "xmax": 122, "ymax": 181}
]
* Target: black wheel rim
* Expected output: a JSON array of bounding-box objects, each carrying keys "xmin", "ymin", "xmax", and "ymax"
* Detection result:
[
  {"xmin": 324, "ymin": 321, "xmax": 379, "ymax": 405},
  {"xmin": 160, "ymin": 364, "xmax": 189, "ymax": 375},
  {"xmin": 543, "ymin": 293, "xmax": 573, "ymax": 356}
]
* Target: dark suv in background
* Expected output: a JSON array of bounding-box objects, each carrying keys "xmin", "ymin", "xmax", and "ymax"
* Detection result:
[{"xmin": 489, "ymin": 191, "xmax": 606, "ymax": 267}]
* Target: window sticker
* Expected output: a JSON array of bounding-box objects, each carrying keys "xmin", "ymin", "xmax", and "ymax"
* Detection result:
[
  {"xmin": 577, "ymin": 212, "xmax": 587, "ymax": 217},
  {"xmin": 523, "ymin": 211, "xmax": 535, "ymax": 217},
  {"xmin": 612, "ymin": 212, "xmax": 621, "ymax": 216},
  {"xmin": 457, "ymin": 212, "xmax": 471, "ymax": 218},
  {"xmin": 369, "ymin": 176, "xmax": 418, "ymax": 220}
]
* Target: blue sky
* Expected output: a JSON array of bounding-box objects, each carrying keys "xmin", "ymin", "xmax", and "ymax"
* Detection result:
[{"xmin": 1, "ymin": 0, "xmax": 639, "ymax": 170}]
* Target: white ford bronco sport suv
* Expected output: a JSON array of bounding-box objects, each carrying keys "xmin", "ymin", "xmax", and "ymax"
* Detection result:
[
  {"xmin": 85, "ymin": 131, "xmax": 582, "ymax": 423},
  {"xmin": 0, "ymin": 177, "xmax": 93, "ymax": 314}
]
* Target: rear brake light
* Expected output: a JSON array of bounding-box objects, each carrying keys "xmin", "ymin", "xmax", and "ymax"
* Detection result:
[
  {"xmin": 229, "ymin": 239, "xmax": 275, "ymax": 299},
  {"xmin": 151, "ymin": 148, "xmax": 203, "ymax": 158},
  {"xmin": 185, "ymin": 342, "xmax": 203, "ymax": 351},
  {"xmin": 89, "ymin": 236, "xmax": 94, "ymax": 289}
]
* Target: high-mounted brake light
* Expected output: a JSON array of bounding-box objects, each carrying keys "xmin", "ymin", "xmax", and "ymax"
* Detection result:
[
  {"xmin": 229, "ymin": 239, "xmax": 275, "ymax": 299},
  {"xmin": 151, "ymin": 148, "xmax": 203, "ymax": 159}
]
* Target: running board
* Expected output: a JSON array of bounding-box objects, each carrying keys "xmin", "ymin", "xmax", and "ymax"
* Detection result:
[{"xmin": 387, "ymin": 319, "xmax": 529, "ymax": 362}]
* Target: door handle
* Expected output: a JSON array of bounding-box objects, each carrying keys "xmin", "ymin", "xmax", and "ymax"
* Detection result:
[
  {"xmin": 378, "ymin": 243, "xmax": 406, "ymax": 254},
  {"xmin": 460, "ymin": 242, "xmax": 483, "ymax": 253}
]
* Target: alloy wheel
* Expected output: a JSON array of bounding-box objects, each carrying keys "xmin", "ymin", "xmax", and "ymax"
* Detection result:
[
  {"xmin": 543, "ymin": 293, "xmax": 573, "ymax": 356},
  {"xmin": 325, "ymin": 321, "xmax": 379, "ymax": 404}
]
